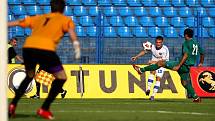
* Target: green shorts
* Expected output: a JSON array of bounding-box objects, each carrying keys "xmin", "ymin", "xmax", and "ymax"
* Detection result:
[{"xmin": 165, "ymin": 61, "xmax": 190, "ymax": 81}]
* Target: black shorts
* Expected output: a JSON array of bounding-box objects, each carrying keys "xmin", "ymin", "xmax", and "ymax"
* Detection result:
[{"xmin": 22, "ymin": 48, "xmax": 63, "ymax": 73}]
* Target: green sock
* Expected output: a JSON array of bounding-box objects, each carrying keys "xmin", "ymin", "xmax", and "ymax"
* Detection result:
[
  {"xmin": 185, "ymin": 84, "xmax": 198, "ymax": 99},
  {"xmin": 140, "ymin": 64, "xmax": 160, "ymax": 72}
]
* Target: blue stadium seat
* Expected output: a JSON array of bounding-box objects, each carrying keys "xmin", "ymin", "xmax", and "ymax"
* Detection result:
[
  {"xmin": 103, "ymin": 27, "xmax": 117, "ymax": 37},
  {"xmin": 185, "ymin": 17, "xmax": 197, "ymax": 27},
  {"xmin": 179, "ymin": 27, "xmax": 187, "ymax": 37},
  {"xmin": 103, "ymin": 6, "xmax": 117, "ymax": 16},
  {"xmin": 163, "ymin": 7, "xmax": 177, "ymax": 17},
  {"xmin": 178, "ymin": 7, "xmax": 192, "ymax": 17},
  {"xmin": 140, "ymin": 17, "xmax": 154, "ymax": 26},
  {"xmin": 194, "ymin": 7, "xmax": 207, "ymax": 17},
  {"xmin": 37, "ymin": 0, "xmax": 50, "ymax": 5},
  {"xmin": 155, "ymin": 17, "xmax": 169, "ymax": 27},
  {"xmin": 201, "ymin": 0, "xmax": 214, "ymax": 7},
  {"xmin": 25, "ymin": 28, "xmax": 32, "ymax": 36},
  {"xmin": 74, "ymin": 6, "xmax": 87, "ymax": 16},
  {"xmin": 125, "ymin": 16, "xmax": 139, "ymax": 27},
  {"xmin": 100, "ymin": 16, "xmax": 110, "ymax": 26},
  {"xmin": 66, "ymin": 0, "xmax": 81, "ymax": 5},
  {"xmin": 127, "ymin": 0, "xmax": 142, "ymax": 6},
  {"xmin": 134, "ymin": 7, "xmax": 148, "ymax": 16},
  {"xmin": 112, "ymin": 0, "xmax": 127, "ymax": 6},
  {"xmin": 70, "ymin": 16, "xmax": 78, "ymax": 25},
  {"xmin": 12, "ymin": 5, "xmax": 26, "ymax": 15},
  {"xmin": 87, "ymin": 26, "xmax": 97, "ymax": 37},
  {"xmin": 75, "ymin": 26, "xmax": 86, "ymax": 37},
  {"xmin": 89, "ymin": 6, "xmax": 99, "ymax": 16},
  {"xmin": 8, "ymin": 15, "xmax": 15, "ymax": 21},
  {"xmin": 157, "ymin": 0, "xmax": 171, "ymax": 6},
  {"xmin": 132, "ymin": 27, "xmax": 148, "ymax": 37},
  {"xmin": 98, "ymin": 0, "xmax": 112, "ymax": 6},
  {"xmin": 209, "ymin": 28, "xmax": 215, "ymax": 38},
  {"xmin": 26, "ymin": 6, "xmax": 42, "ymax": 15},
  {"xmin": 118, "ymin": 27, "xmax": 133, "ymax": 37},
  {"xmin": 171, "ymin": 17, "xmax": 185, "ymax": 27},
  {"xmin": 110, "ymin": 16, "xmax": 124, "ymax": 26},
  {"xmin": 164, "ymin": 27, "xmax": 179, "ymax": 37},
  {"xmin": 14, "ymin": 26, "xmax": 24, "ymax": 36},
  {"xmin": 82, "ymin": 0, "xmax": 96, "ymax": 5},
  {"xmin": 64, "ymin": 6, "xmax": 73, "ymax": 16},
  {"xmin": 8, "ymin": 7, "xmax": 12, "ymax": 15},
  {"xmin": 80, "ymin": 16, "xmax": 94, "ymax": 26},
  {"xmin": 208, "ymin": 8, "xmax": 215, "ymax": 17},
  {"xmin": 202, "ymin": 17, "xmax": 215, "ymax": 27},
  {"xmin": 118, "ymin": 7, "xmax": 133, "ymax": 16},
  {"xmin": 142, "ymin": 0, "xmax": 156, "ymax": 6},
  {"xmin": 149, "ymin": 7, "xmax": 162, "ymax": 17},
  {"xmin": 186, "ymin": 0, "xmax": 200, "ymax": 6},
  {"xmin": 172, "ymin": 0, "xmax": 186, "ymax": 6},
  {"xmin": 148, "ymin": 27, "xmax": 162, "ymax": 37},
  {"xmin": 42, "ymin": 6, "xmax": 51, "ymax": 14},
  {"xmin": 22, "ymin": 0, "xmax": 36, "ymax": 5},
  {"xmin": 18, "ymin": 15, "xmax": 28, "ymax": 19},
  {"xmin": 8, "ymin": 0, "xmax": 21, "ymax": 5},
  {"xmin": 199, "ymin": 28, "xmax": 209, "ymax": 38}
]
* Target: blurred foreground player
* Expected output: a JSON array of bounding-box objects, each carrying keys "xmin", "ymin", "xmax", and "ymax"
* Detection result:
[
  {"xmin": 8, "ymin": 0, "xmax": 80, "ymax": 119},
  {"xmin": 133, "ymin": 28, "xmax": 204, "ymax": 103}
]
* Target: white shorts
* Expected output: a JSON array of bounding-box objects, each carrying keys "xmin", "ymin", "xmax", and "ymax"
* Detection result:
[{"xmin": 155, "ymin": 67, "xmax": 165, "ymax": 78}]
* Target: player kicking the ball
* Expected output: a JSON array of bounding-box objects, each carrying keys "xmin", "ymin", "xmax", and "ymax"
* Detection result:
[
  {"xmin": 131, "ymin": 36, "xmax": 169, "ymax": 101},
  {"xmin": 132, "ymin": 28, "xmax": 204, "ymax": 103}
]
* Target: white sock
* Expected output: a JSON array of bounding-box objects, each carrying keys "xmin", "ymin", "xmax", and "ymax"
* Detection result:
[
  {"xmin": 152, "ymin": 81, "xmax": 160, "ymax": 96},
  {"xmin": 147, "ymin": 74, "xmax": 155, "ymax": 90}
]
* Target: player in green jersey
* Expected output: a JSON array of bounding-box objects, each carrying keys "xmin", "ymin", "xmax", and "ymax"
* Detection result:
[{"xmin": 132, "ymin": 28, "xmax": 204, "ymax": 102}]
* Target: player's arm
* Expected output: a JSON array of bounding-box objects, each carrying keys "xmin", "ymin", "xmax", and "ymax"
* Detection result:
[
  {"xmin": 198, "ymin": 44, "xmax": 204, "ymax": 67},
  {"xmin": 8, "ymin": 20, "xmax": 21, "ymax": 27},
  {"xmin": 131, "ymin": 50, "xmax": 146, "ymax": 61},
  {"xmin": 173, "ymin": 53, "xmax": 188, "ymax": 71},
  {"xmin": 69, "ymin": 27, "xmax": 81, "ymax": 60},
  {"xmin": 8, "ymin": 16, "xmax": 32, "ymax": 28},
  {"xmin": 163, "ymin": 46, "xmax": 169, "ymax": 61}
]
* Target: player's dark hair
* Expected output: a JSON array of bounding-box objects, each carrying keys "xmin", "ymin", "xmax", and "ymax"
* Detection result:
[
  {"xmin": 50, "ymin": 0, "xmax": 65, "ymax": 13},
  {"xmin": 155, "ymin": 36, "xmax": 163, "ymax": 41},
  {"xmin": 184, "ymin": 28, "xmax": 193, "ymax": 38},
  {"xmin": 10, "ymin": 37, "xmax": 18, "ymax": 42}
]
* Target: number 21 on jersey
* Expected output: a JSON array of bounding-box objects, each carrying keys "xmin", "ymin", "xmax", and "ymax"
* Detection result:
[{"xmin": 192, "ymin": 44, "xmax": 198, "ymax": 55}]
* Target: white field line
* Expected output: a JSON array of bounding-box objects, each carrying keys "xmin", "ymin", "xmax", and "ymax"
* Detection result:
[{"xmin": 18, "ymin": 110, "xmax": 212, "ymax": 116}]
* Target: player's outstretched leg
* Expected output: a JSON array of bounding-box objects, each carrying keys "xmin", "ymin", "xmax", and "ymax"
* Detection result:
[
  {"xmin": 133, "ymin": 64, "xmax": 161, "ymax": 74},
  {"xmin": 37, "ymin": 79, "xmax": 66, "ymax": 119},
  {"xmin": 9, "ymin": 75, "xmax": 34, "ymax": 118}
]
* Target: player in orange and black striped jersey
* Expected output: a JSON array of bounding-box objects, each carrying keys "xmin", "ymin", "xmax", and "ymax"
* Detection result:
[{"xmin": 8, "ymin": 0, "xmax": 80, "ymax": 119}]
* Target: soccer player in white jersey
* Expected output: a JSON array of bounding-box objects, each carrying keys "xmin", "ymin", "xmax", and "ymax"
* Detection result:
[{"xmin": 131, "ymin": 36, "xmax": 169, "ymax": 101}]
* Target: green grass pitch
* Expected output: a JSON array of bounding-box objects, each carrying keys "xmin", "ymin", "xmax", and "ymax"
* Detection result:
[{"xmin": 9, "ymin": 98, "xmax": 215, "ymax": 121}]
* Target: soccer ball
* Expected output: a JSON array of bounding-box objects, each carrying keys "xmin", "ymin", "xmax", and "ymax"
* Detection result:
[{"xmin": 142, "ymin": 41, "xmax": 152, "ymax": 51}]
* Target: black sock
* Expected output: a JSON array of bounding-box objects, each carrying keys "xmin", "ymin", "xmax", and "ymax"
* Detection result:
[
  {"xmin": 11, "ymin": 76, "xmax": 33, "ymax": 106},
  {"xmin": 59, "ymin": 88, "xmax": 64, "ymax": 93},
  {"xmin": 36, "ymin": 81, "xmax": 41, "ymax": 96},
  {"xmin": 41, "ymin": 79, "xmax": 66, "ymax": 110}
]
